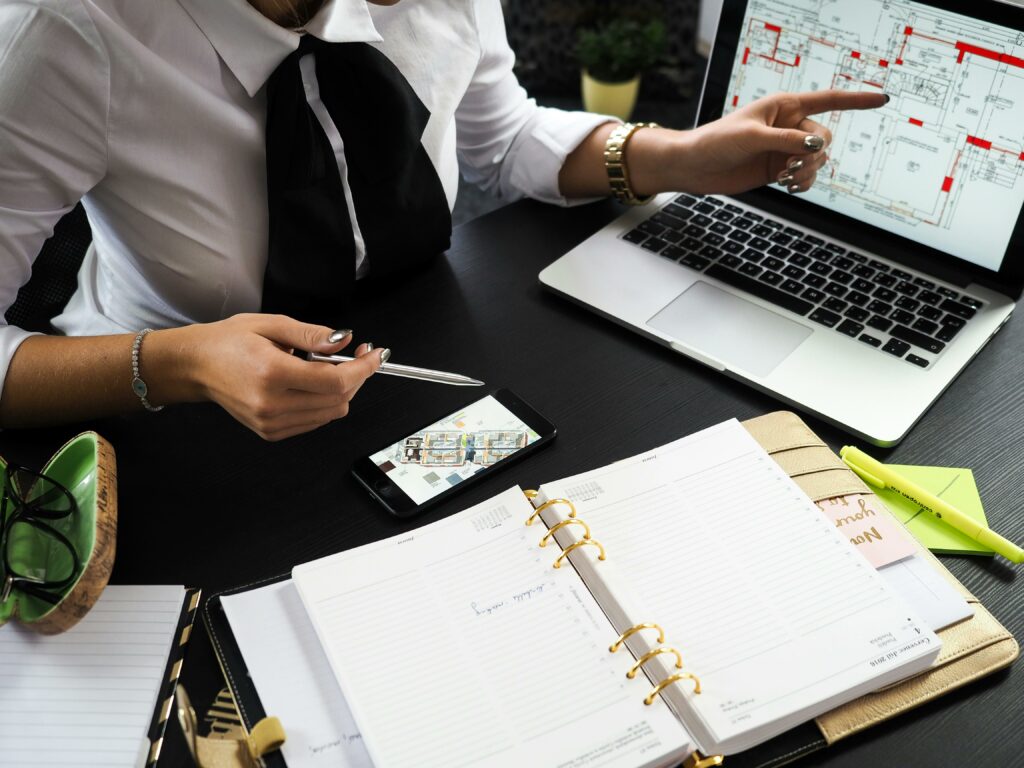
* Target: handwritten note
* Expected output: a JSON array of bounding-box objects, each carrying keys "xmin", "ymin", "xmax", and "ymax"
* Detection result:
[{"xmin": 816, "ymin": 494, "xmax": 916, "ymax": 567}]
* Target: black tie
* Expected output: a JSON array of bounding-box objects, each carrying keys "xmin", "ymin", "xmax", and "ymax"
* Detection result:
[{"xmin": 261, "ymin": 35, "xmax": 452, "ymax": 326}]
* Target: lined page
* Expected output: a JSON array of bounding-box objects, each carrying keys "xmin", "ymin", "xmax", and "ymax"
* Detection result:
[
  {"xmin": 538, "ymin": 420, "xmax": 938, "ymax": 754},
  {"xmin": 0, "ymin": 584, "xmax": 185, "ymax": 767},
  {"xmin": 221, "ymin": 580, "xmax": 371, "ymax": 768},
  {"xmin": 293, "ymin": 487, "xmax": 692, "ymax": 768}
]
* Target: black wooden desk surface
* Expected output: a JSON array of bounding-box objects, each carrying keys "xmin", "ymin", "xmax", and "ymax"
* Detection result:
[{"xmin": 2, "ymin": 199, "xmax": 1020, "ymax": 767}]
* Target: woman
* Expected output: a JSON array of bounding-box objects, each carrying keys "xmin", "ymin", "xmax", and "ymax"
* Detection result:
[{"xmin": 0, "ymin": 0, "xmax": 884, "ymax": 440}]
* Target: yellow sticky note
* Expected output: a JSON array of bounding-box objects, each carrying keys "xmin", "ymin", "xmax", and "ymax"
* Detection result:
[{"xmin": 875, "ymin": 466, "xmax": 991, "ymax": 555}]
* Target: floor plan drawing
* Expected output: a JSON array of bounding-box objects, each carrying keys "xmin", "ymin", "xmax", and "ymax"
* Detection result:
[{"xmin": 725, "ymin": 0, "xmax": 1024, "ymax": 268}]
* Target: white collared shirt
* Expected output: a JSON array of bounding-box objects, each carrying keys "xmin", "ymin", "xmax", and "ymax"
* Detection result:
[{"xmin": 0, "ymin": 0, "xmax": 613, "ymax": 396}]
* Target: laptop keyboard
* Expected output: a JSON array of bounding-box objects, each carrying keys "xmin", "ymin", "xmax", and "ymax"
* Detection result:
[{"xmin": 622, "ymin": 194, "xmax": 984, "ymax": 369}]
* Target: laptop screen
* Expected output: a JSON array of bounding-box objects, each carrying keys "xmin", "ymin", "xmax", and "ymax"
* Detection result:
[{"xmin": 720, "ymin": 0, "xmax": 1024, "ymax": 273}]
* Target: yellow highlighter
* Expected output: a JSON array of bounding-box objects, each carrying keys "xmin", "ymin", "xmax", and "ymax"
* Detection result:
[{"xmin": 840, "ymin": 445, "xmax": 1023, "ymax": 564}]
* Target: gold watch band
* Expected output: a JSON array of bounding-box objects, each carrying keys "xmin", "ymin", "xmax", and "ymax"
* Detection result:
[{"xmin": 604, "ymin": 122, "xmax": 659, "ymax": 205}]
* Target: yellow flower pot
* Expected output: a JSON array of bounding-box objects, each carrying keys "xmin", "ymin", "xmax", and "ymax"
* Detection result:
[{"xmin": 581, "ymin": 70, "xmax": 640, "ymax": 121}]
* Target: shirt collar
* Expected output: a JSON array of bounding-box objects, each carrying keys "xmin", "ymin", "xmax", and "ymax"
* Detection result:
[{"xmin": 176, "ymin": 0, "xmax": 383, "ymax": 98}]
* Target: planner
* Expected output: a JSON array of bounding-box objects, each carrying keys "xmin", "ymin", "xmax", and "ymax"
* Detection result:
[
  {"xmin": 0, "ymin": 584, "xmax": 200, "ymax": 767},
  {"xmin": 205, "ymin": 413, "xmax": 1016, "ymax": 768}
]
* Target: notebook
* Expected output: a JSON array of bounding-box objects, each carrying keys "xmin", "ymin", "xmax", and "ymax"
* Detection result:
[
  {"xmin": 211, "ymin": 418, "xmax": 952, "ymax": 767},
  {"xmin": 0, "ymin": 584, "xmax": 199, "ymax": 767}
]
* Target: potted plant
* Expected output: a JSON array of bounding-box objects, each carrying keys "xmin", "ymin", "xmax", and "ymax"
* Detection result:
[{"xmin": 576, "ymin": 18, "xmax": 667, "ymax": 120}]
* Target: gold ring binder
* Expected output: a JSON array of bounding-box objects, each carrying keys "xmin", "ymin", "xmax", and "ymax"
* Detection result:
[
  {"xmin": 553, "ymin": 539, "xmax": 606, "ymax": 568},
  {"xmin": 609, "ymin": 623, "xmax": 665, "ymax": 653},
  {"xmin": 626, "ymin": 646, "xmax": 684, "ymax": 679},
  {"xmin": 644, "ymin": 672, "xmax": 702, "ymax": 705},
  {"xmin": 539, "ymin": 518, "xmax": 591, "ymax": 547},
  {"xmin": 525, "ymin": 497, "xmax": 576, "ymax": 526}
]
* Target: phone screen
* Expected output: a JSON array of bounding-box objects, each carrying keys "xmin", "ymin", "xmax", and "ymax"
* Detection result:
[{"xmin": 366, "ymin": 393, "xmax": 544, "ymax": 506}]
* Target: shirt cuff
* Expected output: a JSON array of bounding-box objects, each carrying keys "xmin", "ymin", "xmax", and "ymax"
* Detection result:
[
  {"xmin": 505, "ymin": 107, "xmax": 619, "ymax": 207},
  {"xmin": 0, "ymin": 325, "xmax": 41, "ymax": 404}
]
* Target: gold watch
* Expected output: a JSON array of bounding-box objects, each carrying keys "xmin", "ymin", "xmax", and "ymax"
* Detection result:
[{"xmin": 604, "ymin": 122, "xmax": 659, "ymax": 205}]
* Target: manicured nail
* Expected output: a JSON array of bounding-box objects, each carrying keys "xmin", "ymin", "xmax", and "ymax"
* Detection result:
[
  {"xmin": 803, "ymin": 135, "xmax": 825, "ymax": 151},
  {"xmin": 787, "ymin": 184, "xmax": 801, "ymax": 194},
  {"xmin": 778, "ymin": 174, "xmax": 794, "ymax": 186},
  {"xmin": 328, "ymin": 329, "xmax": 352, "ymax": 343},
  {"xmin": 787, "ymin": 159, "xmax": 804, "ymax": 172},
  {"xmin": 883, "ymin": 94, "xmax": 891, "ymax": 104},
  {"xmin": 365, "ymin": 342, "xmax": 374, "ymax": 352},
  {"xmin": 379, "ymin": 348, "xmax": 391, "ymax": 364}
]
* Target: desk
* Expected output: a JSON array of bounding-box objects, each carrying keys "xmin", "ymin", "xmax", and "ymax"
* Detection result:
[{"xmin": 2, "ymin": 199, "xmax": 1020, "ymax": 767}]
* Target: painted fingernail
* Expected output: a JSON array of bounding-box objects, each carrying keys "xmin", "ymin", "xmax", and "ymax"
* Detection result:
[
  {"xmin": 787, "ymin": 159, "xmax": 804, "ymax": 172},
  {"xmin": 788, "ymin": 184, "xmax": 801, "ymax": 194},
  {"xmin": 365, "ymin": 342, "xmax": 374, "ymax": 352},
  {"xmin": 803, "ymin": 135, "xmax": 825, "ymax": 151},
  {"xmin": 883, "ymin": 94, "xmax": 891, "ymax": 104},
  {"xmin": 328, "ymin": 329, "xmax": 352, "ymax": 343},
  {"xmin": 778, "ymin": 174, "xmax": 794, "ymax": 186},
  {"xmin": 379, "ymin": 348, "xmax": 391, "ymax": 364}
]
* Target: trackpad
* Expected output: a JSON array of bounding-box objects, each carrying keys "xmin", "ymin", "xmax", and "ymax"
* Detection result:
[{"xmin": 648, "ymin": 281, "xmax": 812, "ymax": 377}]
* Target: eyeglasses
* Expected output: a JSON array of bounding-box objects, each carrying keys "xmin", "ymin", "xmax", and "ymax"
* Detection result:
[{"xmin": 1, "ymin": 464, "xmax": 80, "ymax": 606}]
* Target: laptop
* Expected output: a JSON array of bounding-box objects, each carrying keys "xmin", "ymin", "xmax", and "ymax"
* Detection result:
[{"xmin": 540, "ymin": 0, "xmax": 1024, "ymax": 445}]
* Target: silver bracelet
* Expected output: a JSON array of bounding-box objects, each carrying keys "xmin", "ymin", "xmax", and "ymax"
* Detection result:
[{"xmin": 131, "ymin": 328, "xmax": 164, "ymax": 413}]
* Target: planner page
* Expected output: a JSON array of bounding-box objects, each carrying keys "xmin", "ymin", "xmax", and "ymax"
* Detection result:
[
  {"xmin": 293, "ymin": 487, "xmax": 693, "ymax": 768},
  {"xmin": 221, "ymin": 579, "xmax": 372, "ymax": 768},
  {"xmin": 0, "ymin": 584, "xmax": 185, "ymax": 767},
  {"xmin": 536, "ymin": 420, "xmax": 940, "ymax": 755}
]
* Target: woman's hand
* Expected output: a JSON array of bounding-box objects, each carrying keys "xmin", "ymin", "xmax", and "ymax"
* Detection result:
[
  {"xmin": 670, "ymin": 90, "xmax": 888, "ymax": 195},
  {"xmin": 165, "ymin": 313, "xmax": 384, "ymax": 441}
]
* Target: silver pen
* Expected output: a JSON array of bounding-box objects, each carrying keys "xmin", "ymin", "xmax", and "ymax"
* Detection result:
[{"xmin": 307, "ymin": 352, "xmax": 484, "ymax": 386}]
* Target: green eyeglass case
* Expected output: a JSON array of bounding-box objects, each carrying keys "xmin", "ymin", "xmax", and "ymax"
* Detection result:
[{"xmin": 0, "ymin": 432, "xmax": 117, "ymax": 634}]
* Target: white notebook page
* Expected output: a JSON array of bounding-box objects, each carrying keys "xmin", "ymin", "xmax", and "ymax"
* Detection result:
[
  {"xmin": 0, "ymin": 584, "xmax": 184, "ymax": 767},
  {"xmin": 293, "ymin": 487, "xmax": 693, "ymax": 768},
  {"xmin": 221, "ymin": 579, "xmax": 372, "ymax": 768},
  {"xmin": 537, "ymin": 420, "xmax": 939, "ymax": 754}
]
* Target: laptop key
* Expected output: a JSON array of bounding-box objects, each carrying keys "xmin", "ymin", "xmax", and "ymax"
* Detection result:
[
  {"xmin": 960, "ymin": 295, "xmax": 984, "ymax": 310},
  {"xmin": 639, "ymin": 220, "xmax": 666, "ymax": 236},
  {"xmin": 782, "ymin": 265, "xmax": 805, "ymax": 279},
  {"xmin": 749, "ymin": 237, "xmax": 771, "ymax": 250},
  {"xmin": 824, "ymin": 297, "xmax": 848, "ymax": 313},
  {"xmin": 720, "ymin": 254, "xmax": 743, "ymax": 268},
  {"xmin": 623, "ymin": 229, "xmax": 647, "ymax": 244},
  {"xmin": 832, "ymin": 256, "xmax": 854, "ymax": 271},
  {"xmin": 919, "ymin": 305, "xmax": 942, "ymax": 321},
  {"xmin": 847, "ymin": 252, "xmax": 868, "ymax": 263},
  {"xmin": 937, "ymin": 286, "xmax": 959, "ymax": 299},
  {"xmin": 751, "ymin": 225, "xmax": 773, "ymax": 238},
  {"xmin": 705, "ymin": 197, "xmax": 724, "ymax": 206},
  {"xmin": 680, "ymin": 253, "xmax": 710, "ymax": 270},
  {"xmin": 895, "ymin": 296, "xmax": 919, "ymax": 312},
  {"xmin": 906, "ymin": 354, "xmax": 929, "ymax": 368},
  {"xmin": 845, "ymin": 290, "xmax": 870, "ymax": 307},
  {"xmin": 704, "ymin": 263, "xmax": 814, "ymax": 315},
  {"xmin": 845, "ymin": 306, "xmax": 870, "ymax": 322},
  {"xmin": 809, "ymin": 261, "xmax": 832, "ymax": 276},
  {"xmin": 770, "ymin": 233, "xmax": 793, "ymax": 246},
  {"xmin": 694, "ymin": 202, "xmax": 716, "ymax": 214},
  {"xmin": 941, "ymin": 314, "xmax": 966, "ymax": 329},
  {"xmin": 700, "ymin": 245, "xmax": 724, "ymax": 260},
  {"xmin": 703, "ymin": 233, "xmax": 726, "ymax": 246},
  {"xmin": 890, "ymin": 309, "xmax": 915, "ymax": 326},
  {"xmin": 831, "ymin": 270, "xmax": 854, "ymax": 285},
  {"xmin": 883, "ymin": 338, "xmax": 911, "ymax": 358},
  {"xmin": 853, "ymin": 265, "xmax": 875, "ymax": 279},
  {"xmin": 641, "ymin": 238, "xmax": 668, "ymax": 254},
  {"xmin": 917, "ymin": 289, "xmax": 942, "ymax": 306},
  {"xmin": 936, "ymin": 324, "xmax": 961, "ymax": 343},
  {"xmin": 762, "ymin": 256, "xmax": 785, "ymax": 271},
  {"xmin": 825, "ymin": 243, "xmax": 846, "ymax": 254},
  {"xmin": 675, "ymin": 194, "xmax": 697, "ymax": 207},
  {"xmin": 768, "ymin": 245, "xmax": 790, "ymax": 258},
  {"xmin": 780, "ymin": 278, "xmax": 804, "ymax": 294},
  {"xmin": 804, "ymin": 235, "xmax": 825, "ymax": 246},
  {"xmin": 681, "ymin": 236, "xmax": 703, "ymax": 251},
  {"xmin": 939, "ymin": 298, "xmax": 977, "ymax": 319},
  {"xmin": 663, "ymin": 203, "xmax": 692, "ymax": 219},
  {"xmin": 802, "ymin": 273, "xmax": 826, "ymax": 288},
  {"xmin": 868, "ymin": 259, "xmax": 890, "ymax": 271},
  {"xmin": 867, "ymin": 299, "xmax": 892, "ymax": 315},
  {"xmin": 732, "ymin": 217, "xmax": 754, "ymax": 230},
  {"xmin": 824, "ymin": 282, "xmax": 847, "ymax": 298},
  {"xmin": 789, "ymin": 254, "xmax": 811, "ymax": 267},
  {"xmin": 712, "ymin": 210, "xmax": 734, "ymax": 223},
  {"xmin": 802, "ymin": 287, "xmax": 826, "ymax": 303},
  {"xmin": 913, "ymin": 276, "xmax": 936, "ymax": 289},
  {"xmin": 722, "ymin": 240, "xmax": 745, "ymax": 255},
  {"xmin": 763, "ymin": 218, "xmax": 785, "ymax": 230},
  {"xmin": 728, "ymin": 230, "xmax": 752, "ymax": 243},
  {"xmin": 873, "ymin": 287, "xmax": 897, "ymax": 302},
  {"xmin": 912, "ymin": 318, "xmax": 939, "ymax": 335},
  {"xmin": 809, "ymin": 307, "xmax": 841, "ymax": 327},
  {"xmin": 873, "ymin": 273, "xmax": 898, "ymax": 287},
  {"xmin": 790, "ymin": 240, "xmax": 814, "ymax": 254},
  {"xmin": 836, "ymin": 319, "xmax": 864, "ymax": 337},
  {"xmin": 892, "ymin": 268, "xmax": 912, "ymax": 280},
  {"xmin": 859, "ymin": 334, "xmax": 882, "ymax": 347},
  {"xmin": 662, "ymin": 230, "xmax": 684, "ymax": 244},
  {"xmin": 741, "ymin": 248, "xmax": 764, "ymax": 262},
  {"xmin": 652, "ymin": 212, "xmax": 685, "ymax": 230},
  {"xmin": 739, "ymin": 261, "xmax": 762, "ymax": 277},
  {"xmin": 741, "ymin": 211, "xmax": 763, "ymax": 222},
  {"xmin": 867, "ymin": 314, "xmax": 893, "ymax": 332},
  {"xmin": 662, "ymin": 245, "xmax": 686, "ymax": 261},
  {"xmin": 783, "ymin": 227, "xmax": 804, "ymax": 238},
  {"xmin": 895, "ymin": 281, "xmax": 919, "ymax": 297},
  {"xmin": 810, "ymin": 248, "xmax": 832, "ymax": 261},
  {"xmin": 710, "ymin": 222, "xmax": 732, "ymax": 235},
  {"xmin": 759, "ymin": 271, "xmax": 783, "ymax": 286},
  {"xmin": 725, "ymin": 203, "xmax": 744, "ymax": 214},
  {"xmin": 692, "ymin": 214, "xmax": 713, "ymax": 228},
  {"xmin": 890, "ymin": 324, "xmax": 946, "ymax": 354}
]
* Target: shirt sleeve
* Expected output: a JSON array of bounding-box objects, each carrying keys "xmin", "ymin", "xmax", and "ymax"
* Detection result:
[
  {"xmin": 0, "ymin": 1, "xmax": 110, "ymax": 397},
  {"xmin": 455, "ymin": 0, "xmax": 617, "ymax": 207}
]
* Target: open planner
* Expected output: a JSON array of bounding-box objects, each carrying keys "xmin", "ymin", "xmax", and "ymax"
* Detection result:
[{"xmin": 205, "ymin": 414, "xmax": 1021, "ymax": 768}]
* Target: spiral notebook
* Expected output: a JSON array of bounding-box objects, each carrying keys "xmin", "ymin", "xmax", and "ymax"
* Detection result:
[{"xmin": 207, "ymin": 416, "xmax": 975, "ymax": 768}]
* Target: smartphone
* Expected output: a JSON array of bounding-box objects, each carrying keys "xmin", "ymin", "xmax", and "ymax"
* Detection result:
[{"xmin": 352, "ymin": 388, "xmax": 556, "ymax": 517}]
